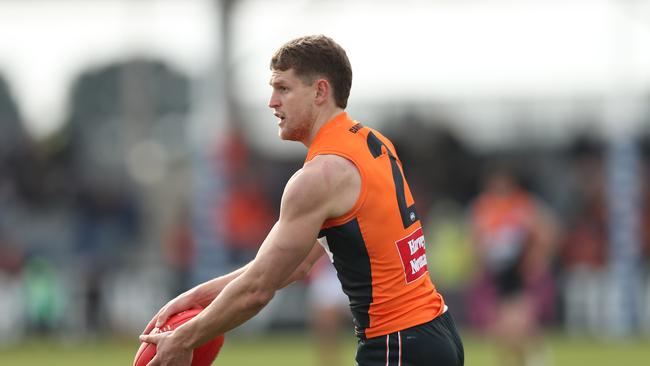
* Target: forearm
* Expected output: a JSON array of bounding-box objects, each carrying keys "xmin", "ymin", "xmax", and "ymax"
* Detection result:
[
  {"xmin": 187, "ymin": 262, "xmax": 252, "ymax": 306},
  {"xmin": 173, "ymin": 181, "xmax": 329, "ymax": 347},
  {"xmin": 176, "ymin": 244, "xmax": 321, "ymax": 347},
  {"xmin": 186, "ymin": 243, "xmax": 320, "ymax": 307},
  {"xmin": 279, "ymin": 242, "xmax": 324, "ymax": 288},
  {"xmin": 176, "ymin": 271, "xmax": 275, "ymax": 348}
]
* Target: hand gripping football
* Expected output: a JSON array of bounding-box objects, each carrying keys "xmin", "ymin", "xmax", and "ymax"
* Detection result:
[{"xmin": 134, "ymin": 308, "xmax": 225, "ymax": 366}]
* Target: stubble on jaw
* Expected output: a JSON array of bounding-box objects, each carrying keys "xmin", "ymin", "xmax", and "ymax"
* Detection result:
[
  {"xmin": 280, "ymin": 122, "xmax": 309, "ymax": 142},
  {"xmin": 280, "ymin": 109, "xmax": 316, "ymax": 143}
]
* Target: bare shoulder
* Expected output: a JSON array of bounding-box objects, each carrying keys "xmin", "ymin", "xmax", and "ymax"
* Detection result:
[
  {"xmin": 308, "ymin": 154, "xmax": 358, "ymax": 182},
  {"xmin": 282, "ymin": 154, "xmax": 360, "ymax": 219}
]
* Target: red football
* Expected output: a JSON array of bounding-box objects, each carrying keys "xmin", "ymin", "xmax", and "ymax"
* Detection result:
[{"xmin": 134, "ymin": 308, "xmax": 225, "ymax": 366}]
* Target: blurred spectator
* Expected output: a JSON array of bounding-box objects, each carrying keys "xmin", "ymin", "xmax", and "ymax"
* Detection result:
[
  {"xmin": 73, "ymin": 187, "xmax": 140, "ymax": 333},
  {"xmin": 424, "ymin": 200, "xmax": 474, "ymax": 325},
  {"xmin": 640, "ymin": 134, "xmax": 650, "ymax": 333},
  {"xmin": 23, "ymin": 257, "xmax": 65, "ymax": 333},
  {"xmin": 219, "ymin": 128, "xmax": 276, "ymax": 266},
  {"xmin": 221, "ymin": 171, "xmax": 275, "ymax": 265},
  {"xmin": 0, "ymin": 228, "xmax": 26, "ymax": 344},
  {"xmin": 0, "ymin": 233, "xmax": 24, "ymax": 275},
  {"xmin": 164, "ymin": 209, "xmax": 195, "ymax": 297},
  {"xmin": 642, "ymin": 135, "xmax": 650, "ymax": 265},
  {"xmin": 560, "ymin": 137, "xmax": 609, "ymax": 335},
  {"xmin": 467, "ymin": 164, "xmax": 557, "ymax": 366},
  {"xmin": 0, "ymin": 272, "xmax": 24, "ymax": 344},
  {"xmin": 305, "ymin": 255, "xmax": 351, "ymax": 366}
]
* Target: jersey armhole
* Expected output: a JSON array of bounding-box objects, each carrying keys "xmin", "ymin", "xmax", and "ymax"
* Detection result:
[{"xmin": 312, "ymin": 150, "xmax": 367, "ymax": 229}]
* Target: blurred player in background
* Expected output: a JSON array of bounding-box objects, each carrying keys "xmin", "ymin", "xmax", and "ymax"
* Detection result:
[
  {"xmin": 306, "ymin": 255, "xmax": 350, "ymax": 366},
  {"xmin": 468, "ymin": 166, "xmax": 557, "ymax": 366},
  {"xmin": 140, "ymin": 35, "xmax": 463, "ymax": 366}
]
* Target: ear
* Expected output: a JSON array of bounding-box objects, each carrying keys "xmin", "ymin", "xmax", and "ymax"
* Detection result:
[{"xmin": 314, "ymin": 79, "xmax": 330, "ymax": 106}]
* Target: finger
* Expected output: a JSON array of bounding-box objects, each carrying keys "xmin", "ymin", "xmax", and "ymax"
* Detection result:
[
  {"xmin": 155, "ymin": 301, "xmax": 199, "ymax": 328},
  {"xmin": 143, "ymin": 317, "xmax": 158, "ymax": 335},
  {"xmin": 143, "ymin": 307, "xmax": 166, "ymax": 335},
  {"xmin": 155, "ymin": 307, "xmax": 174, "ymax": 328},
  {"xmin": 139, "ymin": 333, "xmax": 161, "ymax": 345}
]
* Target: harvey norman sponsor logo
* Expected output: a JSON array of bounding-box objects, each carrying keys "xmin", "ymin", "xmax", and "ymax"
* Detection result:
[{"xmin": 395, "ymin": 227, "xmax": 428, "ymax": 284}]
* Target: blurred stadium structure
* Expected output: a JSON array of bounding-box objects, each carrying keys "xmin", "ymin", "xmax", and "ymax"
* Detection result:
[{"xmin": 1, "ymin": 0, "xmax": 650, "ymax": 358}]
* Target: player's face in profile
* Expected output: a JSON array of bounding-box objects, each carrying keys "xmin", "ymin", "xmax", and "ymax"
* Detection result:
[{"xmin": 268, "ymin": 68, "xmax": 316, "ymax": 142}]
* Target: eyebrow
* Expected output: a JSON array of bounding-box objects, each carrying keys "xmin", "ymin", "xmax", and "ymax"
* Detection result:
[{"xmin": 269, "ymin": 79, "xmax": 286, "ymax": 87}]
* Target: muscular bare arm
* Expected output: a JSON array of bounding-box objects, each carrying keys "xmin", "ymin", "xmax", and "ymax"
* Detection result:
[
  {"xmin": 143, "ymin": 242, "xmax": 324, "ymax": 335},
  {"xmin": 139, "ymin": 155, "xmax": 359, "ymax": 365}
]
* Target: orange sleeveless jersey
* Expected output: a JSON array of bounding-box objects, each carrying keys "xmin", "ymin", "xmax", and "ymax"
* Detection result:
[{"xmin": 305, "ymin": 112, "xmax": 445, "ymax": 339}]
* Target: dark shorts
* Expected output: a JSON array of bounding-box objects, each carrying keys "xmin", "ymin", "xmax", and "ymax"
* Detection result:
[
  {"xmin": 356, "ymin": 311, "xmax": 464, "ymax": 366},
  {"xmin": 493, "ymin": 263, "xmax": 525, "ymax": 298}
]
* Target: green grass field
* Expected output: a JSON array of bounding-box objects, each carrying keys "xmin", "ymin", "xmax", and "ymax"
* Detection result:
[{"xmin": 0, "ymin": 331, "xmax": 648, "ymax": 365}]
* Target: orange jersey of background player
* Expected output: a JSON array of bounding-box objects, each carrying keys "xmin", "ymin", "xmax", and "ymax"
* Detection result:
[{"xmin": 305, "ymin": 112, "xmax": 445, "ymax": 339}]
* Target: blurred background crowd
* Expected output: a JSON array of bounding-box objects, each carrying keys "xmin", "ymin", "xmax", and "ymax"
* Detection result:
[{"xmin": 1, "ymin": 1, "xmax": 650, "ymax": 363}]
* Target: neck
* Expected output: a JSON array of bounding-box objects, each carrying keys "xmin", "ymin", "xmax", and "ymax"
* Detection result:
[{"xmin": 302, "ymin": 106, "xmax": 345, "ymax": 147}]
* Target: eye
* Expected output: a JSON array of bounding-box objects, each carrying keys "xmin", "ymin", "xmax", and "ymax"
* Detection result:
[{"xmin": 279, "ymin": 86, "xmax": 288, "ymax": 93}]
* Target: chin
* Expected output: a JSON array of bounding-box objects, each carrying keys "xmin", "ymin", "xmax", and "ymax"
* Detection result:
[
  {"xmin": 278, "ymin": 128, "xmax": 297, "ymax": 141},
  {"xmin": 278, "ymin": 128, "xmax": 290, "ymax": 140}
]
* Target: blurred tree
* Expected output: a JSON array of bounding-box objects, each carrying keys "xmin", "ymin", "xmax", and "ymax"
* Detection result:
[
  {"xmin": 0, "ymin": 73, "xmax": 33, "ymax": 204},
  {"xmin": 64, "ymin": 59, "xmax": 191, "ymax": 189},
  {"xmin": 0, "ymin": 74, "xmax": 25, "ymax": 156}
]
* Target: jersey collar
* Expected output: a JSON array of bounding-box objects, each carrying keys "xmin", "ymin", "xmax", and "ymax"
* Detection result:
[{"xmin": 310, "ymin": 111, "xmax": 351, "ymax": 146}]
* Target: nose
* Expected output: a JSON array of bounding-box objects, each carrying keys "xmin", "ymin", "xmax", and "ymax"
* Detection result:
[{"xmin": 268, "ymin": 91, "xmax": 280, "ymax": 109}]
